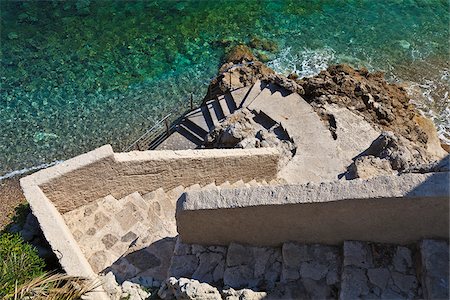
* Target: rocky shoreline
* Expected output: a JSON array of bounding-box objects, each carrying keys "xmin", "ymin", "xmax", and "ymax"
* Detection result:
[
  {"xmin": 3, "ymin": 45, "xmax": 449, "ymax": 300},
  {"xmin": 204, "ymin": 45, "xmax": 448, "ymax": 178}
]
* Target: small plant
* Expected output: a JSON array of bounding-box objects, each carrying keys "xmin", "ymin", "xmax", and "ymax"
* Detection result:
[{"xmin": 0, "ymin": 232, "xmax": 45, "ymax": 297}]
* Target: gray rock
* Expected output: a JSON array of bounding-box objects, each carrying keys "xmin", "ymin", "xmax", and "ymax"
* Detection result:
[
  {"xmin": 174, "ymin": 239, "xmax": 192, "ymax": 255},
  {"xmin": 223, "ymin": 265, "xmax": 254, "ymax": 289},
  {"xmin": 420, "ymin": 239, "xmax": 449, "ymax": 299},
  {"xmin": 340, "ymin": 267, "xmax": 370, "ymax": 299},
  {"xmin": 129, "ymin": 275, "xmax": 153, "ymax": 288},
  {"xmin": 222, "ymin": 287, "xmax": 267, "ymax": 300},
  {"xmin": 122, "ymin": 280, "xmax": 150, "ymax": 300},
  {"xmin": 101, "ymin": 272, "xmax": 122, "ymax": 300},
  {"xmin": 169, "ymin": 255, "xmax": 198, "ymax": 278},
  {"xmin": 191, "ymin": 244, "xmax": 207, "ymax": 255},
  {"xmin": 282, "ymin": 242, "xmax": 311, "ymax": 268},
  {"xmin": 343, "ymin": 241, "xmax": 373, "ymax": 268},
  {"xmin": 299, "ymin": 261, "xmax": 328, "ymax": 281},
  {"xmin": 326, "ymin": 268, "xmax": 339, "ymax": 285},
  {"xmin": 226, "ymin": 243, "xmax": 252, "ymax": 267},
  {"xmin": 192, "ymin": 252, "xmax": 225, "ymax": 283},
  {"xmin": 391, "ymin": 272, "xmax": 418, "ymax": 294},
  {"xmin": 302, "ymin": 278, "xmax": 331, "ymax": 299},
  {"xmin": 158, "ymin": 277, "xmax": 221, "ymax": 300},
  {"xmin": 380, "ymin": 288, "xmax": 405, "ymax": 299},
  {"xmin": 392, "ymin": 246, "xmax": 412, "ymax": 273},
  {"xmin": 367, "ymin": 268, "xmax": 390, "ymax": 289}
]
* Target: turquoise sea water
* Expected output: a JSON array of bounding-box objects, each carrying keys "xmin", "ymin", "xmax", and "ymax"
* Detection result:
[{"xmin": 1, "ymin": 0, "xmax": 449, "ymax": 177}]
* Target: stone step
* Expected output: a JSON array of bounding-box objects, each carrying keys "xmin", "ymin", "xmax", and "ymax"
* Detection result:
[
  {"xmin": 231, "ymin": 85, "xmax": 252, "ymax": 108},
  {"xmin": 200, "ymin": 105, "xmax": 215, "ymax": 132},
  {"xmin": 184, "ymin": 109, "xmax": 210, "ymax": 135},
  {"xmin": 206, "ymin": 99, "xmax": 225, "ymax": 123},
  {"xmin": 231, "ymin": 179, "xmax": 245, "ymax": 187},
  {"xmin": 202, "ymin": 182, "xmax": 218, "ymax": 190},
  {"xmin": 247, "ymin": 179, "xmax": 259, "ymax": 187},
  {"xmin": 175, "ymin": 124, "xmax": 204, "ymax": 146},
  {"xmin": 218, "ymin": 93, "xmax": 233, "ymax": 116},
  {"xmin": 219, "ymin": 181, "xmax": 231, "ymax": 189},
  {"xmin": 240, "ymin": 80, "xmax": 267, "ymax": 108},
  {"xmin": 184, "ymin": 183, "xmax": 201, "ymax": 192}
]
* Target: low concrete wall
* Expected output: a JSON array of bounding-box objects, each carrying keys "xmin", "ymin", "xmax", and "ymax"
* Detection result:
[
  {"xmin": 177, "ymin": 172, "xmax": 449, "ymax": 246},
  {"xmin": 20, "ymin": 145, "xmax": 279, "ymax": 279},
  {"xmin": 31, "ymin": 145, "xmax": 279, "ymax": 214}
]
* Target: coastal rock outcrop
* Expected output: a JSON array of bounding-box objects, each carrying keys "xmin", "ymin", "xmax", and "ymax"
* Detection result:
[
  {"xmin": 346, "ymin": 131, "xmax": 448, "ymax": 179},
  {"xmin": 204, "ymin": 45, "xmax": 304, "ymax": 101},
  {"xmin": 205, "ymin": 108, "xmax": 295, "ymax": 167},
  {"xmin": 298, "ymin": 64, "xmax": 446, "ymax": 158}
]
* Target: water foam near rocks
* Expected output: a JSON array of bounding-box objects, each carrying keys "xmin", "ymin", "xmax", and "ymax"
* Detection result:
[{"xmin": 1, "ymin": 0, "xmax": 448, "ymax": 176}]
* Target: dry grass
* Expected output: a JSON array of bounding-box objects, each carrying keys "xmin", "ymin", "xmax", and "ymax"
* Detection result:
[{"xmin": 10, "ymin": 272, "xmax": 100, "ymax": 300}]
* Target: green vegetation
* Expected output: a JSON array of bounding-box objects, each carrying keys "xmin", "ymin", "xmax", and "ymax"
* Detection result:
[
  {"xmin": 0, "ymin": 232, "xmax": 98, "ymax": 299},
  {"xmin": 0, "ymin": 232, "xmax": 45, "ymax": 298}
]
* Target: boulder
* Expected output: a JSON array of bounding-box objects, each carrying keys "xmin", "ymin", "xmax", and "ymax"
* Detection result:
[{"xmin": 158, "ymin": 277, "xmax": 222, "ymax": 300}]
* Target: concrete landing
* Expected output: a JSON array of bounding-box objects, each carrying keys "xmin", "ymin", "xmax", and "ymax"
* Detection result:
[
  {"xmin": 248, "ymin": 83, "xmax": 379, "ymax": 184},
  {"xmin": 248, "ymin": 83, "xmax": 343, "ymax": 183}
]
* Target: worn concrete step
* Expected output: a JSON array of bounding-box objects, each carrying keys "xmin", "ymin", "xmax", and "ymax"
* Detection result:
[
  {"xmin": 219, "ymin": 181, "xmax": 231, "ymax": 189},
  {"xmin": 174, "ymin": 124, "xmax": 204, "ymax": 147},
  {"xmin": 231, "ymin": 85, "xmax": 252, "ymax": 108},
  {"xmin": 218, "ymin": 94, "xmax": 233, "ymax": 116},
  {"xmin": 184, "ymin": 183, "xmax": 201, "ymax": 192},
  {"xmin": 184, "ymin": 109, "xmax": 210, "ymax": 134},
  {"xmin": 202, "ymin": 182, "xmax": 218, "ymax": 190},
  {"xmin": 143, "ymin": 188, "xmax": 175, "ymax": 221},
  {"xmin": 240, "ymin": 80, "xmax": 267, "ymax": 108},
  {"xmin": 231, "ymin": 179, "xmax": 245, "ymax": 187},
  {"xmin": 206, "ymin": 99, "xmax": 225, "ymax": 123}
]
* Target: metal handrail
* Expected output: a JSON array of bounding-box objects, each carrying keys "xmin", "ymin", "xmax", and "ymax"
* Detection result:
[{"xmin": 123, "ymin": 61, "xmax": 256, "ymax": 152}]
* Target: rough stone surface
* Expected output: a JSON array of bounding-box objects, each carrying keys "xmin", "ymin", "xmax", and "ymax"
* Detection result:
[
  {"xmin": 100, "ymin": 272, "xmax": 150, "ymax": 300},
  {"xmin": 420, "ymin": 239, "xmax": 449, "ymax": 299},
  {"xmin": 205, "ymin": 108, "xmax": 295, "ymax": 168},
  {"xmin": 299, "ymin": 64, "xmax": 447, "ymax": 158},
  {"xmin": 169, "ymin": 238, "xmax": 227, "ymax": 285},
  {"xmin": 340, "ymin": 241, "xmax": 422, "ymax": 299},
  {"xmin": 158, "ymin": 277, "xmax": 222, "ymax": 300},
  {"xmin": 281, "ymin": 243, "xmax": 340, "ymax": 298},
  {"xmin": 222, "ymin": 288, "xmax": 267, "ymax": 300}
]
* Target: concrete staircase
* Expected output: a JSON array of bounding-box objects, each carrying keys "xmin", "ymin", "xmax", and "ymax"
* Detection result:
[
  {"xmin": 62, "ymin": 178, "xmax": 281, "ymax": 282},
  {"xmin": 164, "ymin": 81, "xmax": 268, "ymax": 148},
  {"xmin": 166, "ymin": 239, "xmax": 449, "ymax": 299}
]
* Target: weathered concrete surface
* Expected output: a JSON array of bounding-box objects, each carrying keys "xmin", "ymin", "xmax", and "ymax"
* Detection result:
[
  {"xmin": 248, "ymin": 84, "xmax": 379, "ymax": 184},
  {"xmin": 31, "ymin": 145, "xmax": 279, "ymax": 214},
  {"xmin": 177, "ymin": 172, "xmax": 449, "ymax": 246}
]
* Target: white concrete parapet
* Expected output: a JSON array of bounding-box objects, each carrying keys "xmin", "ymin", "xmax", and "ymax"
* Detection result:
[
  {"xmin": 20, "ymin": 145, "xmax": 280, "ymax": 279},
  {"xmin": 176, "ymin": 172, "xmax": 449, "ymax": 246}
]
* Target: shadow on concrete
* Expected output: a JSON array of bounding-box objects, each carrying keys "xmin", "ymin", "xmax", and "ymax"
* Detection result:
[
  {"xmin": 103, "ymin": 236, "xmax": 176, "ymax": 284},
  {"xmin": 266, "ymin": 82, "xmax": 291, "ymax": 97}
]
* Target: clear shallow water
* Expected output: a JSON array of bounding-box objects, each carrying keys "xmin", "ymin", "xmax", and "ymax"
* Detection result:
[{"xmin": 1, "ymin": 0, "xmax": 449, "ymax": 176}]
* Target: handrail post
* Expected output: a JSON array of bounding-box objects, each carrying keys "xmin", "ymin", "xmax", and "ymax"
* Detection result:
[
  {"xmin": 190, "ymin": 93, "xmax": 193, "ymax": 109},
  {"xmin": 164, "ymin": 119, "xmax": 169, "ymax": 136}
]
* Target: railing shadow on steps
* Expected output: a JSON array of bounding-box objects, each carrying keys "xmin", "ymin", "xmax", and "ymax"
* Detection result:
[{"xmin": 123, "ymin": 62, "xmax": 256, "ymax": 152}]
